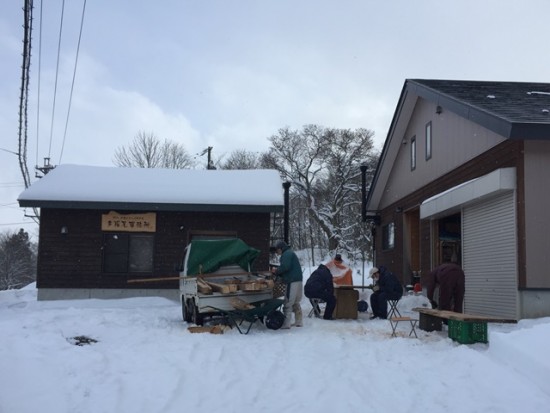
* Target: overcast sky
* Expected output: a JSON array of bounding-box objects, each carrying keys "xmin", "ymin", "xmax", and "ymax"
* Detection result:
[{"xmin": 2, "ymin": 0, "xmax": 550, "ymax": 237}]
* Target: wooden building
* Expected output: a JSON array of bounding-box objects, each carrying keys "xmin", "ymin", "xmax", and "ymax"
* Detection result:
[
  {"xmin": 365, "ymin": 79, "xmax": 550, "ymax": 320},
  {"xmin": 18, "ymin": 165, "xmax": 284, "ymax": 301}
]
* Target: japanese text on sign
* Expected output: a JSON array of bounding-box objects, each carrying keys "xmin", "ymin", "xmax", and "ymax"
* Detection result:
[{"xmin": 101, "ymin": 211, "xmax": 156, "ymax": 232}]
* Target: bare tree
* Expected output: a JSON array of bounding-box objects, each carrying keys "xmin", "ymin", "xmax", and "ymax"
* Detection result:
[
  {"xmin": 220, "ymin": 149, "xmax": 266, "ymax": 170},
  {"xmin": 113, "ymin": 131, "xmax": 196, "ymax": 169},
  {"xmin": 264, "ymin": 125, "xmax": 378, "ymax": 258}
]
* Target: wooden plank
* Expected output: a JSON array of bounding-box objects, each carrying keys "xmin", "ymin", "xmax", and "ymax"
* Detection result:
[
  {"xmin": 390, "ymin": 316, "xmax": 414, "ymax": 322},
  {"xmin": 197, "ymin": 278, "xmax": 213, "ymax": 294},
  {"xmin": 230, "ymin": 297, "xmax": 255, "ymax": 310},
  {"xmin": 187, "ymin": 325, "xmax": 226, "ymax": 334},
  {"xmin": 127, "ymin": 276, "xmax": 183, "ymax": 283},
  {"xmin": 204, "ymin": 280, "xmax": 238, "ymax": 294},
  {"xmin": 412, "ymin": 307, "xmax": 517, "ymax": 323}
]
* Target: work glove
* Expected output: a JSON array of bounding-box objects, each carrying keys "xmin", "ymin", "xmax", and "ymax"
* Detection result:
[
  {"xmin": 430, "ymin": 300, "xmax": 438, "ymax": 309},
  {"xmin": 373, "ymin": 284, "xmax": 380, "ymax": 292}
]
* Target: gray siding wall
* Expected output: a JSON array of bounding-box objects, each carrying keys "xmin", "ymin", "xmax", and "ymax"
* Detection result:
[
  {"xmin": 380, "ymin": 98, "xmax": 507, "ymax": 209},
  {"xmin": 463, "ymin": 191, "xmax": 518, "ymax": 319},
  {"xmin": 523, "ymin": 140, "xmax": 550, "ymax": 288}
]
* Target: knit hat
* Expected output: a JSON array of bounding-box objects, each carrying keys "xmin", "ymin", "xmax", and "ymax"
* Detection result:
[
  {"xmin": 369, "ymin": 267, "xmax": 379, "ymax": 277},
  {"xmin": 274, "ymin": 240, "xmax": 288, "ymax": 250},
  {"xmin": 334, "ymin": 254, "xmax": 343, "ymax": 262}
]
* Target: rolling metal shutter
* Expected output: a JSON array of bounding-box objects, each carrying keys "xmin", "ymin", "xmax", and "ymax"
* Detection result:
[{"xmin": 462, "ymin": 191, "xmax": 518, "ymax": 319}]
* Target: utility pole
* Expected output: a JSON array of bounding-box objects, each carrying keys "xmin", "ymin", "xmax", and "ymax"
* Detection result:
[{"xmin": 206, "ymin": 146, "xmax": 216, "ymax": 169}]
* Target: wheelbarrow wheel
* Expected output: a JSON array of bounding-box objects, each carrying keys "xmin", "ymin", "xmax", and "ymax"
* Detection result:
[{"xmin": 265, "ymin": 310, "xmax": 285, "ymax": 330}]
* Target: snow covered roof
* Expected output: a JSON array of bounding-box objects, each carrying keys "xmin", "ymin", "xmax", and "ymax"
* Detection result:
[{"xmin": 18, "ymin": 164, "xmax": 285, "ymax": 213}]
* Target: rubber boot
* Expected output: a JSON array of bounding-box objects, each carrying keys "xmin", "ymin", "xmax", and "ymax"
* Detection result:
[
  {"xmin": 281, "ymin": 309, "xmax": 292, "ymax": 329},
  {"xmin": 293, "ymin": 306, "xmax": 303, "ymax": 327}
]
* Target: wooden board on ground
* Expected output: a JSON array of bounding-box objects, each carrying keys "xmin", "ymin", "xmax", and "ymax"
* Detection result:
[{"xmin": 187, "ymin": 325, "xmax": 226, "ymax": 334}]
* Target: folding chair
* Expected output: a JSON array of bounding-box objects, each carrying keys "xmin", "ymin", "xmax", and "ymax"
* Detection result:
[
  {"xmin": 390, "ymin": 316, "xmax": 418, "ymax": 338},
  {"xmin": 387, "ymin": 299, "xmax": 402, "ymax": 319},
  {"xmin": 307, "ymin": 298, "xmax": 325, "ymax": 318}
]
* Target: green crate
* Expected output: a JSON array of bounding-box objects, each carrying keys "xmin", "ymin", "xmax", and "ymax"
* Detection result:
[{"xmin": 447, "ymin": 319, "xmax": 488, "ymax": 344}]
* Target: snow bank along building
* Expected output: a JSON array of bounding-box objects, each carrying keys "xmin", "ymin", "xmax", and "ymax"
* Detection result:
[
  {"xmin": 365, "ymin": 79, "xmax": 550, "ymax": 320},
  {"xmin": 18, "ymin": 165, "xmax": 284, "ymax": 301}
]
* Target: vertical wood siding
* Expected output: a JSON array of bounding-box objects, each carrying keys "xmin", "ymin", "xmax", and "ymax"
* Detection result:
[{"xmin": 37, "ymin": 209, "xmax": 271, "ymax": 289}]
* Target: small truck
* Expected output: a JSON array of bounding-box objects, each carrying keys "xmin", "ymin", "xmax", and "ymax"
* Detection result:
[{"xmin": 179, "ymin": 238, "xmax": 275, "ymax": 325}]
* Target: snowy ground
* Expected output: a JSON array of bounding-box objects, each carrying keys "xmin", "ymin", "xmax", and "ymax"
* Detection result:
[{"xmin": 1, "ymin": 275, "xmax": 549, "ymax": 413}]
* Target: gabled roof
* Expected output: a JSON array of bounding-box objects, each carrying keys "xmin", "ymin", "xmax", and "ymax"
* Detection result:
[
  {"xmin": 18, "ymin": 164, "xmax": 284, "ymax": 213},
  {"xmin": 365, "ymin": 79, "xmax": 550, "ymax": 213},
  {"xmin": 409, "ymin": 79, "xmax": 550, "ymax": 139}
]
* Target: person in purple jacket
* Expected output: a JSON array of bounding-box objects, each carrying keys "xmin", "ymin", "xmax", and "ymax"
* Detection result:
[{"xmin": 427, "ymin": 258, "xmax": 465, "ymax": 313}]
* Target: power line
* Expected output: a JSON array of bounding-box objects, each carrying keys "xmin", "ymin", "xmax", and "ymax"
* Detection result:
[
  {"xmin": 47, "ymin": 0, "xmax": 66, "ymax": 159},
  {"xmin": 0, "ymin": 222, "xmax": 37, "ymax": 227},
  {"xmin": 59, "ymin": 0, "xmax": 87, "ymax": 164},
  {"xmin": 35, "ymin": 0, "xmax": 43, "ymax": 168},
  {"xmin": 0, "ymin": 183, "xmax": 26, "ymax": 188}
]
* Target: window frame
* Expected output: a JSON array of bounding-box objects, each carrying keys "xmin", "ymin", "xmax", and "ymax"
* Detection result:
[
  {"xmin": 382, "ymin": 222, "xmax": 395, "ymax": 250},
  {"xmin": 425, "ymin": 121, "xmax": 432, "ymax": 161},
  {"xmin": 410, "ymin": 135, "xmax": 417, "ymax": 171}
]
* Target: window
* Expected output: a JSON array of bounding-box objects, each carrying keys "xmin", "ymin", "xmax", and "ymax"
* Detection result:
[
  {"xmin": 410, "ymin": 136, "xmax": 416, "ymax": 170},
  {"xmin": 425, "ymin": 122, "xmax": 432, "ymax": 160},
  {"xmin": 382, "ymin": 222, "xmax": 395, "ymax": 250},
  {"xmin": 103, "ymin": 233, "xmax": 154, "ymax": 273}
]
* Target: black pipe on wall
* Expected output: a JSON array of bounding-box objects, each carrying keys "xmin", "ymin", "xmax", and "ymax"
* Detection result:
[
  {"xmin": 283, "ymin": 181, "xmax": 291, "ymax": 244},
  {"xmin": 360, "ymin": 165, "xmax": 368, "ymax": 222}
]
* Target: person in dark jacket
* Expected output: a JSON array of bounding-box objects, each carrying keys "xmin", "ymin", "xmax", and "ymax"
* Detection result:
[
  {"xmin": 369, "ymin": 266, "xmax": 403, "ymax": 319},
  {"xmin": 304, "ymin": 264, "xmax": 336, "ymax": 320},
  {"xmin": 427, "ymin": 259, "xmax": 465, "ymax": 312},
  {"xmin": 272, "ymin": 240, "xmax": 303, "ymax": 329}
]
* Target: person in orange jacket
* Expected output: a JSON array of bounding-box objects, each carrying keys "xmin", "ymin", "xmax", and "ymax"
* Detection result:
[{"xmin": 325, "ymin": 254, "xmax": 353, "ymax": 286}]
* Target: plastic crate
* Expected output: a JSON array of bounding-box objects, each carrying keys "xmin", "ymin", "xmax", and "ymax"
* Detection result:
[{"xmin": 447, "ymin": 319, "xmax": 488, "ymax": 344}]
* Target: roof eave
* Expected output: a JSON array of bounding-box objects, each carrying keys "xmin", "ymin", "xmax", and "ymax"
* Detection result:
[{"xmin": 17, "ymin": 200, "xmax": 284, "ymax": 213}]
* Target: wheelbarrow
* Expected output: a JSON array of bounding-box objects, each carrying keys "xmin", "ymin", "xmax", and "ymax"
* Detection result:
[{"xmin": 209, "ymin": 298, "xmax": 285, "ymax": 334}]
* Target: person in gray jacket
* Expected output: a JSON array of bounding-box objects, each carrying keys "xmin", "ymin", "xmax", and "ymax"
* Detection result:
[{"xmin": 272, "ymin": 240, "xmax": 303, "ymax": 329}]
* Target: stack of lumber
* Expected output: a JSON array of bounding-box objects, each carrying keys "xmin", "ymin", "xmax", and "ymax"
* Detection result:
[
  {"xmin": 239, "ymin": 279, "xmax": 274, "ymax": 291},
  {"xmin": 202, "ymin": 279, "xmax": 239, "ymax": 294}
]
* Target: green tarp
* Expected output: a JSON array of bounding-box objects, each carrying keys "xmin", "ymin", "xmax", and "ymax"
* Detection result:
[{"xmin": 184, "ymin": 238, "xmax": 260, "ymax": 276}]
